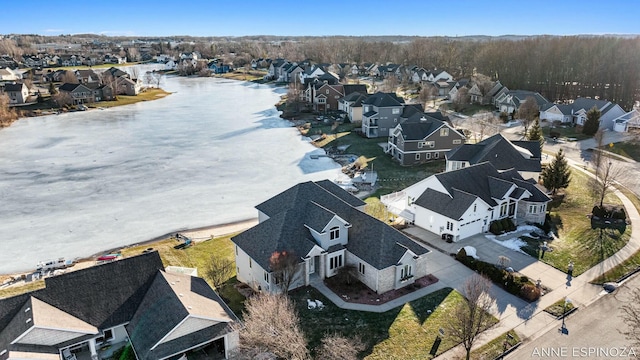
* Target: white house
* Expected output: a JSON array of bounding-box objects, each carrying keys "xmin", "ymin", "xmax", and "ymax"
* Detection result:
[
  {"xmin": 381, "ymin": 162, "xmax": 550, "ymax": 241},
  {"xmin": 612, "ymin": 109, "xmax": 640, "ymax": 132},
  {"xmin": 231, "ymin": 180, "xmax": 430, "ymax": 295},
  {"xmin": 539, "ymin": 97, "xmax": 627, "ymax": 130}
]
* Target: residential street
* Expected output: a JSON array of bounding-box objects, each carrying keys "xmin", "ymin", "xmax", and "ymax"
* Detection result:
[{"xmin": 510, "ymin": 272, "xmax": 640, "ymax": 359}]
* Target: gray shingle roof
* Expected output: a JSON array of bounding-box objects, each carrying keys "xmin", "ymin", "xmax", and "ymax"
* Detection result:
[
  {"xmin": 233, "ymin": 181, "xmax": 428, "ymax": 271},
  {"xmin": 398, "ymin": 118, "xmax": 445, "ymax": 141},
  {"xmin": 3, "ymin": 83, "xmax": 24, "ymax": 92},
  {"xmin": 414, "ymin": 188, "xmax": 477, "ymax": 220},
  {"xmin": 362, "ymin": 92, "xmax": 404, "ymax": 107},
  {"xmin": 446, "ymin": 134, "xmax": 541, "ymax": 173}
]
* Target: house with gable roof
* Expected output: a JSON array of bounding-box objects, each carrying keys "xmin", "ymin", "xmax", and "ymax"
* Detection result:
[
  {"xmin": 445, "ymin": 133, "xmax": 542, "ymax": 181},
  {"xmin": 388, "ymin": 111, "xmax": 466, "ymax": 166},
  {"xmin": 612, "ymin": 109, "xmax": 640, "ymax": 132},
  {"xmin": 494, "ymin": 90, "xmax": 549, "ymax": 114},
  {"xmin": 231, "ymin": 180, "xmax": 430, "ymax": 295},
  {"xmin": 381, "ymin": 162, "xmax": 550, "ymax": 240},
  {"xmin": 338, "ymin": 92, "xmax": 368, "ymax": 123},
  {"xmin": 539, "ymin": 97, "xmax": 626, "ymax": 130},
  {"xmin": 3, "ymin": 82, "xmax": 30, "ymax": 105},
  {"xmin": 361, "ymin": 92, "xmax": 405, "ymax": 138},
  {"xmin": 0, "ymin": 252, "xmax": 239, "ymax": 360}
]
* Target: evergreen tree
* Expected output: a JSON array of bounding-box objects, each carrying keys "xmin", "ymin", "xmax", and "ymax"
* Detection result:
[
  {"xmin": 582, "ymin": 106, "xmax": 601, "ymax": 136},
  {"xmin": 541, "ymin": 149, "xmax": 571, "ymax": 195},
  {"xmin": 527, "ymin": 118, "xmax": 545, "ymax": 151}
]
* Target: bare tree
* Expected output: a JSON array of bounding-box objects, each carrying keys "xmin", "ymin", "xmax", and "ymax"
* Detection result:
[
  {"xmin": 204, "ymin": 254, "xmax": 234, "ymax": 292},
  {"xmin": 471, "ymin": 111, "xmax": 499, "ymax": 143},
  {"xmin": 316, "ymin": 333, "xmax": 365, "ymax": 360},
  {"xmin": 0, "ymin": 94, "xmax": 19, "ymax": 127},
  {"xmin": 621, "ymin": 288, "xmax": 640, "ymax": 349},
  {"xmin": 231, "ymin": 293, "xmax": 310, "ymax": 360},
  {"xmin": 61, "ymin": 70, "xmax": 79, "ymax": 84},
  {"xmin": 52, "ymin": 92, "xmax": 73, "ymax": 108},
  {"xmin": 269, "ymin": 250, "xmax": 301, "ymax": 294},
  {"xmin": 590, "ymin": 130, "xmax": 625, "ymax": 207},
  {"xmin": 517, "ymin": 96, "xmax": 540, "ymax": 136},
  {"xmin": 382, "ymin": 74, "xmax": 399, "ymax": 93},
  {"xmin": 286, "ymin": 81, "xmax": 304, "ymax": 113},
  {"xmin": 446, "ymin": 274, "xmax": 496, "ymax": 360}
]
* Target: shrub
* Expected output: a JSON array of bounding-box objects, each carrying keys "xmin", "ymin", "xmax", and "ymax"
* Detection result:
[
  {"xmin": 612, "ymin": 207, "xmax": 626, "ymax": 221},
  {"xmin": 549, "ymin": 130, "xmax": 561, "ymax": 139},
  {"xmin": 520, "ymin": 275, "xmax": 529, "ymax": 283},
  {"xmin": 490, "ymin": 220, "xmax": 503, "ymax": 235},
  {"xmin": 520, "ymin": 283, "xmax": 541, "ymax": 301},
  {"xmin": 592, "ymin": 205, "xmax": 606, "ymax": 218}
]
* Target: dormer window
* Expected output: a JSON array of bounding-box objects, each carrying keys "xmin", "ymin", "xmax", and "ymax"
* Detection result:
[{"xmin": 330, "ymin": 227, "xmax": 340, "ymax": 240}]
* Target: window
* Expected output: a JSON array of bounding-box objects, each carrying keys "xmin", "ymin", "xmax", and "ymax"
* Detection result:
[
  {"xmin": 264, "ymin": 272, "xmax": 269, "ymax": 282},
  {"xmin": 235, "ymin": 245, "xmax": 238, "ymax": 255},
  {"xmin": 359, "ymin": 263, "xmax": 365, "ymax": 275},
  {"xmin": 426, "ymin": 153, "xmax": 431, "ymax": 159},
  {"xmin": 329, "ymin": 254, "xmax": 343, "ymax": 270},
  {"xmin": 453, "ymin": 139, "xmax": 461, "ymax": 144},
  {"xmin": 249, "ymin": 258, "xmax": 252, "ymax": 268},
  {"xmin": 326, "ymin": 89, "xmax": 329, "ymax": 94},
  {"xmin": 440, "ymin": 128, "xmax": 449, "ymax": 136},
  {"xmin": 473, "ymin": 204, "xmax": 477, "ymax": 212},
  {"xmin": 434, "ymin": 152, "xmax": 439, "ymax": 158},
  {"xmin": 446, "ymin": 221, "xmax": 453, "ymax": 231},
  {"xmin": 103, "ymin": 329, "xmax": 113, "ymax": 341},
  {"xmin": 500, "ymin": 203, "xmax": 508, "ymax": 217},
  {"xmin": 392, "ymin": 108, "xmax": 401, "ymax": 114},
  {"xmin": 415, "ymin": 153, "xmax": 420, "ymax": 160},
  {"xmin": 330, "ymin": 227, "xmax": 340, "ymax": 240},
  {"xmin": 400, "ymin": 264, "xmax": 412, "ymax": 279}
]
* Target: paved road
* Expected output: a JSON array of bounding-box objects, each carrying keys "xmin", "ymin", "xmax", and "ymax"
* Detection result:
[{"xmin": 510, "ymin": 273, "xmax": 640, "ymax": 359}]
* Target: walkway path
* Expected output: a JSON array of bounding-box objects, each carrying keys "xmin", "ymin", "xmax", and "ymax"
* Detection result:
[{"xmin": 309, "ymin": 140, "xmax": 640, "ymax": 359}]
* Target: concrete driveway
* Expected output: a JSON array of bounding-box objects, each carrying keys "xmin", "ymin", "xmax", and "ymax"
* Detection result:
[{"xmin": 403, "ymin": 225, "xmax": 568, "ymax": 291}]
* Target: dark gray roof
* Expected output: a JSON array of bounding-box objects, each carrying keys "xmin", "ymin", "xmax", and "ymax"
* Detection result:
[
  {"xmin": 446, "ymin": 134, "xmax": 541, "ymax": 173},
  {"xmin": 0, "ymin": 252, "xmax": 165, "ymax": 360},
  {"xmin": 401, "ymin": 104, "xmax": 424, "ymax": 118},
  {"xmin": 233, "ymin": 181, "xmax": 428, "ymax": 271},
  {"xmin": 427, "ymin": 162, "xmax": 549, "ymax": 211},
  {"xmin": 127, "ymin": 273, "xmax": 238, "ymax": 360},
  {"xmin": 415, "ymin": 188, "xmax": 478, "ymax": 220},
  {"xmin": 58, "ymin": 82, "xmax": 82, "ymax": 92},
  {"xmin": 342, "ymin": 84, "xmax": 368, "ymax": 96},
  {"xmin": 362, "ymin": 92, "xmax": 404, "ymax": 107},
  {"xmin": 3, "ymin": 83, "xmax": 24, "ymax": 92},
  {"xmin": 363, "ymin": 110, "xmax": 378, "ymax": 117},
  {"xmin": 398, "ymin": 118, "xmax": 446, "ymax": 141}
]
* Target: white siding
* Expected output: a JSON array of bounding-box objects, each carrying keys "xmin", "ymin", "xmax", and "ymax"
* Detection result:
[{"xmin": 160, "ymin": 317, "xmax": 220, "ymax": 344}]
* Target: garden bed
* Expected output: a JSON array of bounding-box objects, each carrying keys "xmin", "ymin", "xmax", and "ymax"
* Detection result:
[{"xmin": 324, "ymin": 274, "xmax": 439, "ymax": 305}]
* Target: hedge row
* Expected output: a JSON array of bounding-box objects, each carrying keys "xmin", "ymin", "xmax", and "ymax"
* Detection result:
[
  {"xmin": 489, "ymin": 218, "xmax": 517, "ymax": 235},
  {"xmin": 456, "ymin": 248, "xmax": 541, "ymax": 302}
]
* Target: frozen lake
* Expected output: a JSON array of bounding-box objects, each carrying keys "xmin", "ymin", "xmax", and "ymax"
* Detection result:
[{"xmin": 0, "ymin": 76, "xmax": 341, "ymax": 273}]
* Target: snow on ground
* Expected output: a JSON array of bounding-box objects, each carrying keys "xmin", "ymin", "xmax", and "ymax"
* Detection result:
[
  {"xmin": 485, "ymin": 225, "xmax": 545, "ymax": 254},
  {"xmin": 0, "ymin": 77, "xmax": 342, "ymax": 273}
]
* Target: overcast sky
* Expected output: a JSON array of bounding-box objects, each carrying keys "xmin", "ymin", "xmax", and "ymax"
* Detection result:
[{"xmin": 2, "ymin": 0, "xmax": 639, "ymax": 37}]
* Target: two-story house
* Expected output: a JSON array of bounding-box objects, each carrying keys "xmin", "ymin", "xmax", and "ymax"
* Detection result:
[
  {"xmin": 445, "ymin": 133, "xmax": 542, "ymax": 181},
  {"xmin": 361, "ymin": 92, "xmax": 405, "ymax": 138},
  {"xmin": 231, "ymin": 180, "xmax": 430, "ymax": 295},
  {"xmin": 382, "ymin": 162, "xmax": 550, "ymax": 241},
  {"xmin": 494, "ymin": 90, "xmax": 549, "ymax": 114},
  {"xmin": 3, "ymin": 82, "xmax": 30, "ymax": 105},
  {"xmin": 388, "ymin": 112, "xmax": 466, "ymax": 166},
  {"xmin": 338, "ymin": 92, "xmax": 368, "ymax": 123},
  {"xmin": 0, "ymin": 252, "xmax": 240, "ymax": 360},
  {"xmin": 58, "ymin": 83, "xmax": 95, "ymax": 104}
]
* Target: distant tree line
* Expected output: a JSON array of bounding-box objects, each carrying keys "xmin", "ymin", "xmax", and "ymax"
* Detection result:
[{"xmin": 4, "ymin": 34, "xmax": 639, "ymax": 108}]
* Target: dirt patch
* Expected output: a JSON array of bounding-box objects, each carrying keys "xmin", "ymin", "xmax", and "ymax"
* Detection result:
[{"xmin": 324, "ymin": 274, "xmax": 439, "ymax": 305}]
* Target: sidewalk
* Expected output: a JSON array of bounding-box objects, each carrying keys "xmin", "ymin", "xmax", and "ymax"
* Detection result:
[
  {"xmin": 308, "ymin": 150, "xmax": 640, "ymax": 359},
  {"xmin": 434, "ymin": 158, "xmax": 640, "ymax": 359}
]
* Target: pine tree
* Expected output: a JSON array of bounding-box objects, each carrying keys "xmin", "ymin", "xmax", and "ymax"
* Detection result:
[
  {"xmin": 541, "ymin": 149, "xmax": 571, "ymax": 196},
  {"xmin": 582, "ymin": 106, "xmax": 601, "ymax": 136},
  {"xmin": 527, "ymin": 118, "xmax": 545, "ymax": 151}
]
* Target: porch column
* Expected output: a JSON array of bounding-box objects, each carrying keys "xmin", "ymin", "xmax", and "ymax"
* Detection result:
[
  {"xmin": 88, "ymin": 339, "xmax": 98, "ymax": 360},
  {"xmin": 304, "ymin": 258, "xmax": 310, "ymax": 286}
]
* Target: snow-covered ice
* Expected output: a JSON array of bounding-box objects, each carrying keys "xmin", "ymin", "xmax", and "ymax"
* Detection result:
[{"xmin": 0, "ymin": 77, "xmax": 342, "ymax": 273}]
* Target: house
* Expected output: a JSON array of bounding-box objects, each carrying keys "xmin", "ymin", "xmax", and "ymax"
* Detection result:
[
  {"xmin": 0, "ymin": 251, "xmax": 239, "ymax": 360},
  {"xmin": 115, "ymin": 76, "xmax": 141, "ymax": 96},
  {"xmin": 494, "ymin": 90, "xmax": 549, "ymax": 114},
  {"xmin": 448, "ymin": 78, "xmax": 470, "ymax": 102},
  {"xmin": 267, "ymin": 59, "xmax": 289, "ymax": 81},
  {"xmin": 468, "ymin": 80, "xmax": 505, "ymax": 105},
  {"xmin": 445, "ymin": 133, "xmax": 542, "ymax": 181},
  {"xmin": 387, "ymin": 112, "xmax": 466, "ymax": 166},
  {"xmin": 0, "ymin": 67, "xmax": 21, "ymax": 82},
  {"xmin": 3, "ymin": 82, "xmax": 29, "ymax": 105},
  {"xmin": 232, "ymin": 180, "xmax": 430, "ymax": 295},
  {"xmin": 208, "ymin": 61, "xmax": 231, "ymax": 74},
  {"xmin": 381, "ymin": 162, "xmax": 551, "ymax": 241},
  {"xmin": 74, "ymin": 69, "xmax": 100, "ymax": 84},
  {"xmin": 612, "ymin": 109, "xmax": 640, "ymax": 132},
  {"xmin": 284, "ymin": 63, "xmax": 304, "ymax": 83},
  {"xmin": 338, "ymin": 92, "xmax": 368, "ymax": 123},
  {"xmin": 299, "ymin": 65, "xmax": 326, "ymax": 85},
  {"xmin": 361, "ymin": 92, "xmax": 405, "ymax": 138},
  {"xmin": 539, "ymin": 97, "xmax": 627, "ymax": 130},
  {"xmin": 309, "ymin": 82, "xmax": 345, "ymax": 112},
  {"xmin": 58, "ymin": 83, "xmax": 95, "ymax": 104},
  {"xmin": 431, "ymin": 70, "xmax": 454, "ymax": 83}
]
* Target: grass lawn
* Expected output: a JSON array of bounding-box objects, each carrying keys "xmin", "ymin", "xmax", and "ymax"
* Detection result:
[
  {"xmin": 470, "ymin": 330, "xmax": 520, "ymax": 360},
  {"xmin": 544, "ymin": 298, "xmax": 575, "ymax": 317},
  {"xmin": 218, "ymin": 70, "xmax": 267, "ymax": 82},
  {"xmin": 457, "ymin": 104, "xmax": 495, "ymax": 116},
  {"xmin": 307, "ymin": 123, "xmax": 443, "ymax": 196},
  {"xmin": 0, "ymin": 279, "xmax": 46, "ymax": 299},
  {"xmin": 87, "ymin": 88, "xmax": 170, "ymax": 108},
  {"xmin": 542, "ymin": 126, "xmax": 592, "ymax": 141},
  {"xmin": 291, "ymin": 286, "xmax": 497, "ymax": 359},
  {"xmin": 519, "ymin": 170, "xmax": 630, "ymax": 276},
  {"xmin": 599, "ymin": 139, "xmax": 640, "ymax": 161}
]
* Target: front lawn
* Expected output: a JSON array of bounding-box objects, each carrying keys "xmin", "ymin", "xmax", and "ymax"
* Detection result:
[
  {"xmin": 308, "ymin": 124, "xmax": 443, "ymax": 196},
  {"xmin": 88, "ymin": 88, "xmax": 170, "ymax": 108},
  {"xmin": 600, "ymin": 139, "xmax": 640, "ymax": 162},
  {"xmin": 544, "ymin": 298, "xmax": 575, "ymax": 318},
  {"xmin": 291, "ymin": 287, "xmax": 494, "ymax": 359},
  {"xmin": 519, "ymin": 170, "xmax": 629, "ymax": 276},
  {"xmin": 543, "ymin": 125, "xmax": 592, "ymax": 141}
]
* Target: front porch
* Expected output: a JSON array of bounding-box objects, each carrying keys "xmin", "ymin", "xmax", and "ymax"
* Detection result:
[{"xmin": 62, "ymin": 340, "xmax": 128, "ymax": 360}]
